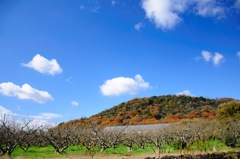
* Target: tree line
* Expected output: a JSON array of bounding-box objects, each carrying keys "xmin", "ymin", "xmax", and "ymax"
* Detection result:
[{"xmin": 0, "ymin": 100, "xmax": 239, "ymax": 158}]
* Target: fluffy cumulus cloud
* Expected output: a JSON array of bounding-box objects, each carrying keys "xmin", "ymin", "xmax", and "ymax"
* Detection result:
[
  {"xmin": 177, "ymin": 90, "xmax": 193, "ymax": 96},
  {"xmin": 141, "ymin": 0, "xmax": 225, "ymax": 30},
  {"xmin": 100, "ymin": 74, "xmax": 150, "ymax": 96},
  {"xmin": 213, "ymin": 53, "xmax": 224, "ymax": 65},
  {"xmin": 142, "ymin": 0, "xmax": 184, "ymax": 30},
  {"xmin": 200, "ymin": 50, "xmax": 224, "ymax": 66},
  {"xmin": 22, "ymin": 54, "xmax": 62, "ymax": 76},
  {"xmin": 201, "ymin": 50, "xmax": 212, "ymax": 62},
  {"xmin": 0, "ymin": 82, "xmax": 53, "ymax": 104}
]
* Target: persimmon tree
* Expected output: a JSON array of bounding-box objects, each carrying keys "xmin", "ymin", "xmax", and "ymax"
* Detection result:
[
  {"xmin": 43, "ymin": 125, "xmax": 71, "ymax": 154},
  {"xmin": 90, "ymin": 123, "xmax": 126, "ymax": 153},
  {"xmin": 145, "ymin": 128, "xmax": 169, "ymax": 158},
  {"xmin": 0, "ymin": 116, "xmax": 37, "ymax": 157},
  {"xmin": 167, "ymin": 120, "xmax": 196, "ymax": 153}
]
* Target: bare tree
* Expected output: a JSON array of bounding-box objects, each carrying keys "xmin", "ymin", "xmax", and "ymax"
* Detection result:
[
  {"xmin": 43, "ymin": 125, "xmax": 71, "ymax": 154},
  {"xmin": 0, "ymin": 115, "xmax": 37, "ymax": 157},
  {"xmin": 18, "ymin": 126, "xmax": 39, "ymax": 152},
  {"xmin": 167, "ymin": 121, "xmax": 196, "ymax": 154},
  {"xmin": 134, "ymin": 130, "xmax": 148, "ymax": 150},
  {"xmin": 31, "ymin": 130, "xmax": 49, "ymax": 147},
  {"xmin": 145, "ymin": 128, "xmax": 169, "ymax": 158},
  {"xmin": 90, "ymin": 123, "xmax": 126, "ymax": 153},
  {"xmin": 79, "ymin": 127, "xmax": 97, "ymax": 158},
  {"xmin": 122, "ymin": 132, "xmax": 138, "ymax": 152},
  {"xmin": 193, "ymin": 120, "xmax": 218, "ymax": 152}
]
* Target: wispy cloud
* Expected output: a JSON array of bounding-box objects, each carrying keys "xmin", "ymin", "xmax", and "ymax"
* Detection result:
[
  {"xmin": 111, "ymin": 0, "xmax": 116, "ymax": 6},
  {"xmin": 71, "ymin": 101, "xmax": 79, "ymax": 106},
  {"xmin": 22, "ymin": 54, "xmax": 63, "ymax": 76},
  {"xmin": 193, "ymin": 0, "xmax": 225, "ymax": 18},
  {"xmin": 100, "ymin": 74, "xmax": 150, "ymax": 96},
  {"xmin": 200, "ymin": 50, "xmax": 224, "ymax": 66},
  {"xmin": 134, "ymin": 22, "xmax": 143, "ymax": 31},
  {"xmin": 0, "ymin": 82, "xmax": 53, "ymax": 104},
  {"xmin": 91, "ymin": 5, "xmax": 100, "ymax": 13},
  {"xmin": 141, "ymin": 0, "xmax": 226, "ymax": 30},
  {"xmin": 80, "ymin": 5, "xmax": 84, "ymax": 10},
  {"xmin": 0, "ymin": 105, "xmax": 14, "ymax": 119},
  {"xmin": 237, "ymin": 51, "xmax": 240, "ymax": 59},
  {"xmin": 177, "ymin": 90, "xmax": 193, "ymax": 96},
  {"xmin": 29, "ymin": 113, "xmax": 62, "ymax": 120},
  {"xmin": 0, "ymin": 105, "xmax": 62, "ymax": 125},
  {"xmin": 66, "ymin": 76, "xmax": 73, "ymax": 83},
  {"xmin": 235, "ymin": 0, "xmax": 240, "ymax": 9}
]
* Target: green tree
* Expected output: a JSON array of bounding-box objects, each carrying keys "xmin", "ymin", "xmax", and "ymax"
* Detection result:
[
  {"xmin": 216, "ymin": 101, "xmax": 240, "ymax": 121},
  {"xmin": 216, "ymin": 101, "xmax": 240, "ymax": 147}
]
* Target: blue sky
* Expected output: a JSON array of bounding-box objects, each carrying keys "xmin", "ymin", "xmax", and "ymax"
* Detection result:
[{"xmin": 0, "ymin": 0, "xmax": 240, "ymax": 124}]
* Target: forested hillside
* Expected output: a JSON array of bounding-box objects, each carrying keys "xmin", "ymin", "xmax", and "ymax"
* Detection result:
[{"xmin": 66, "ymin": 95, "xmax": 235, "ymax": 127}]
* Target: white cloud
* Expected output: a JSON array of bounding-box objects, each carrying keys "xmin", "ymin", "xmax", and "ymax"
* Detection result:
[
  {"xmin": 237, "ymin": 52, "xmax": 240, "ymax": 59},
  {"xmin": 141, "ymin": 0, "xmax": 225, "ymax": 30},
  {"xmin": 141, "ymin": 0, "xmax": 184, "ymax": 30},
  {"xmin": 0, "ymin": 82, "xmax": 53, "ymax": 104},
  {"xmin": 201, "ymin": 50, "xmax": 212, "ymax": 62},
  {"xmin": 177, "ymin": 90, "xmax": 193, "ymax": 96},
  {"xmin": 100, "ymin": 74, "xmax": 150, "ymax": 96},
  {"xmin": 71, "ymin": 101, "xmax": 79, "ymax": 106},
  {"xmin": 22, "ymin": 54, "xmax": 63, "ymax": 76},
  {"xmin": 213, "ymin": 53, "xmax": 224, "ymax": 65},
  {"xmin": 134, "ymin": 23, "xmax": 143, "ymax": 31},
  {"xmin": 200, "ymin": 50, "xmax": 224, "ymax": 66}
]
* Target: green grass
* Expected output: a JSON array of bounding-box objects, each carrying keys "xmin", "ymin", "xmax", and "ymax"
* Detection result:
[
  {"xmin": 12, "ymin": 146, "xmax": 60, "ymax": 158},
  {"xmin": 190, "ymin": 140, "xmax": 229, "ymax": 152},
  {"xmin": 4, "ymin": 140, "xmax": 239, "ymax": 158}
]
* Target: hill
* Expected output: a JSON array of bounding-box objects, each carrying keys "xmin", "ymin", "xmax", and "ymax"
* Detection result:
[{"xmin": 65, "ymin": 95, "xmax": 235, "ymax": 127}]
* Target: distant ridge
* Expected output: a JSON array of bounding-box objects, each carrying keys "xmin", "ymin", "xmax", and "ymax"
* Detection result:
[{"xmin": 65, "ymin": 95, "xmax": 235, "ymax": 127}]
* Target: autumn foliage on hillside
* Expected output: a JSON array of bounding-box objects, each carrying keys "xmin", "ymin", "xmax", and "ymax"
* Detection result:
[{"xmin": 66, "ymin": 95, "xmax": 235, "ymax": 127}]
